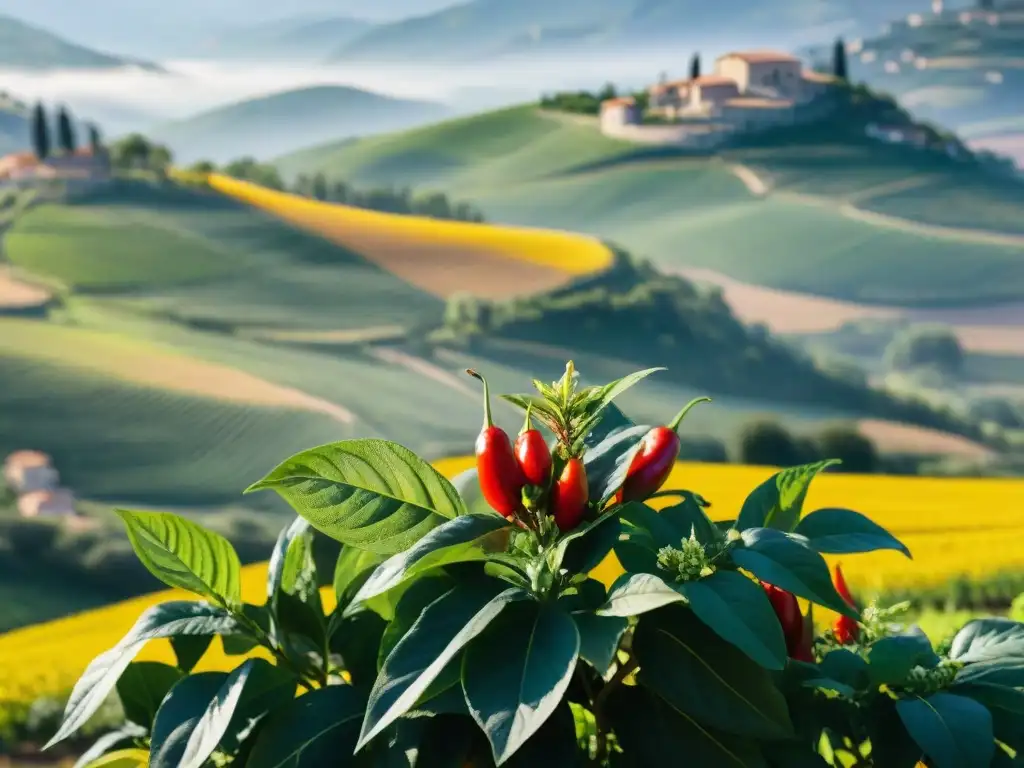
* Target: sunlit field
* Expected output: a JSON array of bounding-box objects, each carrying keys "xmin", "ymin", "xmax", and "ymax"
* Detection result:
[{"xmin": 1, "ymin": 457, "xmax": 1021, "ymax": 705}]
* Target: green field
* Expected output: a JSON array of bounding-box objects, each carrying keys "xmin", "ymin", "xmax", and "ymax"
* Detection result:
[
  {"xmin": 276, "ymin": 106, "xmax": 1024, "ymax": 306},
  {"xmin": 5, "ymin": 182, "xmax": 443, "ymax": 331}
]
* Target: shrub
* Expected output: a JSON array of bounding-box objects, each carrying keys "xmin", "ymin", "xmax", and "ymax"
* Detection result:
[
  {"xmin": 43, "ymin": 362, "xmax": 1024, "ymax": 767},
  {"xmin": 815, "ymin": 425, "xmax": 879, "ymax": 474},
  {"xmin": 885, "ymin": 325, "xmax": 965, "ymax": 376}
]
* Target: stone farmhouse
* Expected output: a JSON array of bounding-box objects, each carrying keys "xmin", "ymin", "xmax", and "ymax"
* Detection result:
[
  {"xmin": 600, "ymin": 50, "xmax": 838, "ymax": 146},
  {"xmin": 3, "ymin": 450, "xmax": 77, "ymax": 519},
  {"xmin": 0, "ymin": 147, "xmax": 111, "ymax": 188}
]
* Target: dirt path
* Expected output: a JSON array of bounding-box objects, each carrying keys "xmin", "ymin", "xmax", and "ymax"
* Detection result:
[
  {"xmin": 677, "ymin": 267, "xmax": 1024, "ymax": 353},
  {"xmin": 728, "ymin": 163, "xmax": 1024, "ymax": 249},
  {"xmin": 0, "ymin": 267, "xmax": 51, "ymax": 309}
]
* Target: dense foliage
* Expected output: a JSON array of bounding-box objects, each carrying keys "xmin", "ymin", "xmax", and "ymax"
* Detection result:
[
  {"xmin": 291, "ymin": 173, "xmax": 486, "ymax": 222},
  {"xmin": 42, "ymin": 362, "xmax": 1024, "ymax": 767},
  {"xmin": 438, "ymin": 256, "xmax": 992, "ymax": 447}
]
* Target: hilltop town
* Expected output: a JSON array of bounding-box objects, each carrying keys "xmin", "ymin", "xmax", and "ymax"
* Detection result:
[{"xmin": 598, "ymin": 49, "xmax": 839, "ymax": 146}]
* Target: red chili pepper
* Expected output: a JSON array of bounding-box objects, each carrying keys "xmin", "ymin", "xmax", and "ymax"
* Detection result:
[
  {"xmin": 616, "ymin": 397, "xmax": 710, "ymax": 504},
  {"xmin": 793, "ymin": 607, "xmax": 815, "ymax": 663},
  {"xmin": 763, "ymin": 583, "xmax": 804, "ymax": 658},
  {"xmin": 552, "ymin": 458, "xmax": 588, "ymax": 531},
  {"xmin": 832, "ymin": 563, "xmax": 860, "ymax": 644},
  {"xmin": 467, "ymin": 369, "xmax": 525, "ymax": 519},
  {"xmin": 513, "ymin": 405, "xmax": 552, "ymax": 487}
]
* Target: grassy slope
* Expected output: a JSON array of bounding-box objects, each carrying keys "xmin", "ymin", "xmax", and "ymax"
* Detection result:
[
  {"xmin": 276, "ymin": 106, "xmax": 1024, "ymax": 306},
  {"xmin": 6, "ymin": 182, "xmax": 443, "ymax": 331}
]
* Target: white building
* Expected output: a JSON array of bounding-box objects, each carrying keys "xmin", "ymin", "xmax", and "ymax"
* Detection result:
[
  {"xmin": 689, "ymin": 75, "xmax": 741, "ymax": 109},
  {"xmin": 599, "ymin": 97, "xmax": 642, "ymax": 131}
]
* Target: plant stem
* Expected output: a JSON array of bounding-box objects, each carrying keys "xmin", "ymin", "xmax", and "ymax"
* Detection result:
[
  {"xmin": 591, "ymin": 655, "xmax": 639, "ymax": 761},
  {"xmin": 237, "ymin": 612, "xmax": 315, "ymax": 691}
]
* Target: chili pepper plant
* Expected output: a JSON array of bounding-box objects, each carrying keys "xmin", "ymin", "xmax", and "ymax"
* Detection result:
[{"xmin": 44, "ymin": 363, "xmax": 1024, "ymax": 767}]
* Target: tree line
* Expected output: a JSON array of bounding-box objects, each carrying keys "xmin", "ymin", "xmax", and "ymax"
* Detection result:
[
  {"xmin": 29, "ymin": 102, "xmax": 102, "ymax": 160},
  {"xmin": 198, "ymin": 157, "xmax": 487, "ymax": 223}
]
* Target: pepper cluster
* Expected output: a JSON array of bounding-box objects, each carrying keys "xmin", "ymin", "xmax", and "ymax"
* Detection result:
[
  {"xmin": 762, "ymin": 582, "xmax": 815, "ymax": 663},
  {"xmin": 468, "ymin": 363, "xmax": 704, "ymax": 534}
]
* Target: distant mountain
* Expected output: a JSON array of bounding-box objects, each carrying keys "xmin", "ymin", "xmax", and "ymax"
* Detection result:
[
  {"xmin": 195, "ymin": 16, "xmax": 376, "ymax": 61},
  {"xmin": 328, "ymin": 0, "xmax": 931, "ymax": 63},
  {"xmin": 146, "ymin": 85, "xmax": 451, "ymax": 164},
  {"xmin": 0, "ymin": 1, "xmax": 456, "ymax": 60},
  {"xmin": 0, "ymin": 14, "xmax": 160, "ymax": 70}
]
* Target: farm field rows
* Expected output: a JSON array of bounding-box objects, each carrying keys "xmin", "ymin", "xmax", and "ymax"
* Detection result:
[
  {"xmin": 2, "ymin": 457, "xmax": 1022, "ymax": 703},
  {"xmin": 274, "ymin": 106, "xmax": 1024, "ymax": 307}
]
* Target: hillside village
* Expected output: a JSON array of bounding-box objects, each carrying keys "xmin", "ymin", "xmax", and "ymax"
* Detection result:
[{"xmin": 598, "ymin": 49, "xmax": 839, "ymax": 146}]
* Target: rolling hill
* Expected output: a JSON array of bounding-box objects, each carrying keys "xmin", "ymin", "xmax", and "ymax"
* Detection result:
[
  {"xmin": 146, "ymin": 85, "xmax": 452, "ymax": 164},
  {"xmin": 0, "ymin": 14, "xmax": 160, "ymax": 70},
  {"xmin": 275, "ymin": 105, "xmax": 1024, "ymax": 307},
  {"xmin": 328, "ymin": 0, "xmax": 929, "ymax": 62}
]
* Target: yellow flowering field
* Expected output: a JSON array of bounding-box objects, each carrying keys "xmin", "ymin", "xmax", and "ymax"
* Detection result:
[
  {"xmin": 205, "ymin": 173, "xmax": 612, "ymax": 277},
  {"xmin": 1, "ymin": 458, "xmax": 1022, "ymax": 703}
]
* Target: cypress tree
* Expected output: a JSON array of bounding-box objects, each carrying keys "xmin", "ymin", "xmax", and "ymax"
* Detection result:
[
  {"xmin": 690, "ymin": 53, "xmax": 701, "ymax": 79},
  {"xmin": 88, "ymin": 124, "xmax": 101, "ymax": 152},
  {"xmin": 833, "ymin": 37, "xmax": 848, "ymax": 80},
  {"xmin": 56, "ymin": 106, "xmax": 77, "ymax": 153},
  {"xmin": 31, "ymin": 102, "xmax": 50, "ymax": 160}
]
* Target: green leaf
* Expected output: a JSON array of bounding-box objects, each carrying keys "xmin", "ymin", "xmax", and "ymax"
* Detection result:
[
  {"xmin": 818, "ymin": 649, "xmax": 870, "ymax": 691},
  {"xmin": 377, "ymin": 576, "xmax": 456, "ymax": 671},
  {"xmin": 150, "ymin": 672, "xmax": 229, "ymax": 768},
  {"xmin": 178, "ymin": 658, "xmax": 296, "ymax": 768},
  {"xmin": 735, "ymin": 460, "xmax": 839, "ymax": 533},
  {"xmin": 583, "ymin": 421, "xmax": 651, "ymax": 505},
  {"xmin": 72, "ymin": 724, "xmax": 147, "ymax": 768},
  {"xmin": 597, "ymin": 572, "xmax": 685, "ymax": 617},
  {"xmin": 332, "ymin": 546, "xmax": 385, "ymax": 609},
  {"xmin": 116, "ymin": 662, "xmax": 183, "ymax": 729},
  {"xmin": 763, "ymin": 743, "xmax": 829, "ymax": 768},
  {"xmin": 560, "ymin": 517, "xmax": 621, "ymax": 577},
  {"xmin": 867, "ymin": 631, "xmax": 941, "ymax": 686},
  {"xmin": 955, "ymin": 659, "xmax": 1024, "ymax": 688},
  {"xmin": 346, "ymin": 514, "xmax": 512, "ymax": 617},
  {"xmin": 607, "ymin": 684, "xmax": 767, "ymax": 767},
  {"xmin": 733, "ymin": 528, "xmax": 858, "ymax": 619},
  {"xmin": 170, "ymin": 635, "xmax": 213, "ymax": 673},
  {"xmin": 660, "ymin": 493, "xmax": 720, "ymax": 545},
  {"xmin": 247, "ymin": 439, "xmax": 466, "ymax": 555},
  {"xmin": 357, "ymin": 582, "xmax": 528, "ymax": 751},
  {"xmin": 329, "ymin": 610, "xmax": 387, "ymax": 688},
  {"xmin": 504, "ymin": 702, "xmax": 581, "ymax": 768},
  {"xmin": 462, "ymin": 601, "xmax": 581, "ymax": 765},
  {"xmin": 45, "ymin": 602, "xmax": 239, "ymax": 749},
  {"xmin": 280, "ymin": 529, "xmax": 320, "ymax": 606},
  {"xmin": 794, "ymin": 508, "xmax": 911, "ymax": 557},
  {"xmin": 267, "ymin": 516, "xmax": 311, "ymax": 602},
  {"xmin": 245, "ymin": 685, "xmax": 365, "ymax": 768},
  {"xmin": 584, "ymin": 367, "xmax": 665, "ymax": 422},
  {"xmin": 221, "ymin": 604, "xmax": 269, "ymax": 657},
  {"xmin": 116, "ymin": 510, "xmax": 242, "ymax": 607},
  {"xmin": 573, "ymin": 613, "xmax": 627, "ymax": 678},
  {"xmin": 950, "ymin": 619, "xmax": 1024, "ymax": 663},
  {"xmin": 680, "ymin": 571, "xmax": 788, "ymax": 671},
  {"xmin": 632, "ymin": 605, "xmax": 794, "ymax": 740},
  {"xmin": 81, "ymin": 750, "xmax": 150, "ymax": 768},
  {"xmin": 275, "ymin": 590, "xmax": 326, "ymax": 650},
  {"xmin": 896, "ymin": 692, "xmax": 995, "ymax": 768},
  {"xmin": 951, "ymin": 682, "xmax": 1024, "ymax": 714}
]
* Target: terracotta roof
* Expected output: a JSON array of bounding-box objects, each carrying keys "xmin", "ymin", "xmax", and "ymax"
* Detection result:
[
  {"xmin": 692, "ymin": 75, "xmax": 737, "ymax": 87},
  {"xmin": 724, "ymin": 97, "xmax": 794, "ymax": 109},
  {"xmin": 718, "ymin": 50, "xmax": 800, "ymax": 64},
  {"xmin": 4, "ymin": 450, "xmax": 51, "ymax": 470},
  {"xmin": 601, "ymin": 96, "xmax": 637, "ymax": 108},
  {"xmin": 802, "ymin": 69, "xmax": 837, "ymax": 82}
]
